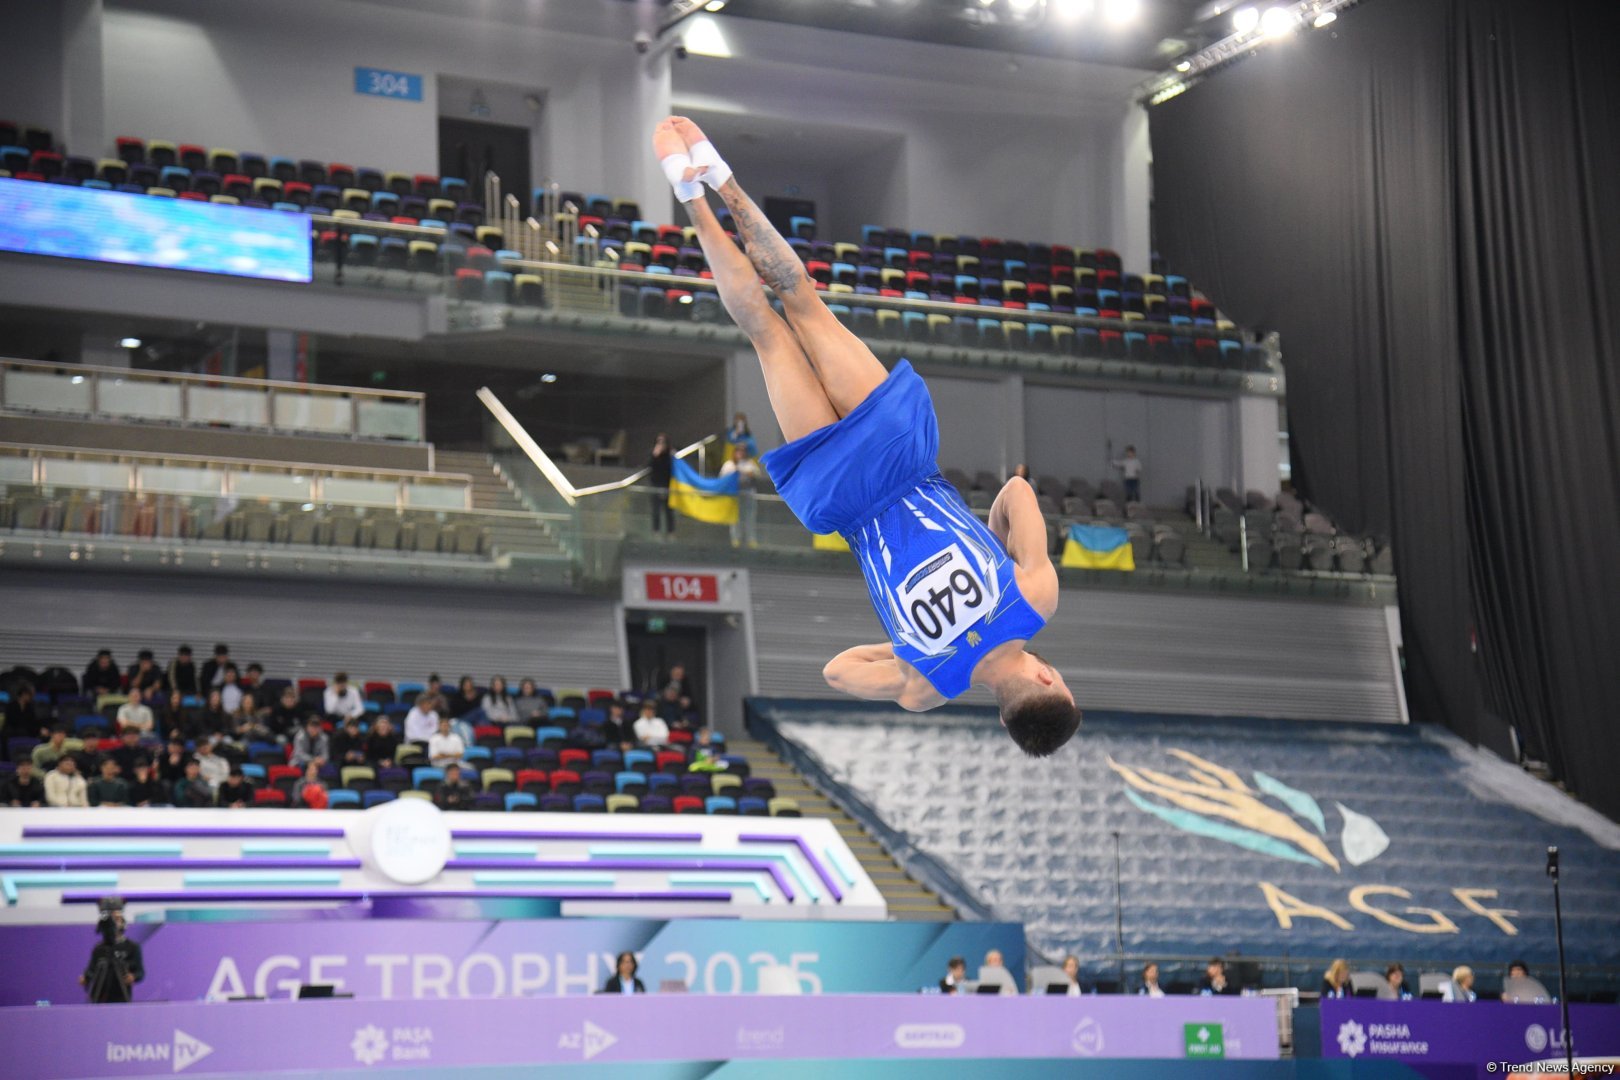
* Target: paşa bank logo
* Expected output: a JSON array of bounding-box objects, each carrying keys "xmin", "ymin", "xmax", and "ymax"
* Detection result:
[{"xmin": 1109, "ymin": 748, "xmax": 1389, "ymax": 871}]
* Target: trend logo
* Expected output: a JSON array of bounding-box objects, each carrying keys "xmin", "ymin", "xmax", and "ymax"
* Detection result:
[
  {"xmin": 172, "ymin": 1029, "xmax": 213, "ymax": 1073},
  {"xmin": 351, "ymin": 1024, "xmax": 389, "ymax": 1066},
  {"xmin": 1108, "ymin": 748, "xmax": 1389, "ymax": 871},
  {"xmin": 1337, "ymin": 1020, "xmax": 1368, "ymax": 1058}
]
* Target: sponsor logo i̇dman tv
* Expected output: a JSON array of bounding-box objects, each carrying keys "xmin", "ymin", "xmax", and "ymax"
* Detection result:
[{"xmin": 105, "ymin": 1029, "xmax": 214, "ymax": 1073}]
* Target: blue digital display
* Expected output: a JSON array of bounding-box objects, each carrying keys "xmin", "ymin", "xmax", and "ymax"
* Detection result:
[
  {"xmin": 0, "ymin": 178, "xmax": 312, "ymax": 283},
  {"xmin": 354, "ymin": 66, "xmax": 423, "ymax": 101}
]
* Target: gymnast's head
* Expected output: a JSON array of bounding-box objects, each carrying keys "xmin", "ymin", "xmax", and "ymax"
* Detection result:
[{"xmin": 994, "ymin": 650, "xmax": 1081, "ymax": 758}]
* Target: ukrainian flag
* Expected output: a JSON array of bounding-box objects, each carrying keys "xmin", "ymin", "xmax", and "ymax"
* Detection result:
[
  {"xmin": 812, "ymin": 532, "xmax": 850, "ymax": 552},
  {"xmin": 668, "ymin": 457, "xmax": 739, "ymax": 525},
  {"xmin": 1061, "ymin": 524, "xmax": 1135, "ymax": 570}
]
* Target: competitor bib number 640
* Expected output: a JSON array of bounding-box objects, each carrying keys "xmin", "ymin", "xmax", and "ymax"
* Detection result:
[{"xmin": 898, "ymin": 546, "xmax": 991, "ymax": 651}]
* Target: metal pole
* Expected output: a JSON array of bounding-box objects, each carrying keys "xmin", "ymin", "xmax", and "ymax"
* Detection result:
[
  {"xmin": 1549, "ymin": 846, "xmax": 1574, "ymax": 1073},
  {"xmin": 1240, "ymin": 514, "xmax": 1249, "ymax": 571},
  {"xmin": 1113, "ymin": 830, "xmax": 1125, "ymax": 992}
]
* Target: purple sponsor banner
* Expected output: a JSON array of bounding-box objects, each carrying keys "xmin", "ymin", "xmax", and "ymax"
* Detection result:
[
  {"xmin": 1321, "ymin": 999, "xmax": 1620, "ymax": 1077},
  {"xmin": 0, "ymin": 993, "xmax": 1278, "ymax": 1077}
]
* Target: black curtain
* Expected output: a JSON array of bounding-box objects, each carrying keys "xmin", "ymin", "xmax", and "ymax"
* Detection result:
[{"xmin": 1151, "ymin": 0, "xmax": 1620, "ymax": 818}]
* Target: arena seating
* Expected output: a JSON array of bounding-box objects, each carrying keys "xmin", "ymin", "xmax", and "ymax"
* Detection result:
[{"xmin": 754, "ymin": 701, "xmax": 1620, "ymax": 992}]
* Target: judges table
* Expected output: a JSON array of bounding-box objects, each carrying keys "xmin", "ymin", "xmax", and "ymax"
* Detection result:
[{"xmin": 1, "ymin": 992, "xmax": 1279, "ymax": 1077}]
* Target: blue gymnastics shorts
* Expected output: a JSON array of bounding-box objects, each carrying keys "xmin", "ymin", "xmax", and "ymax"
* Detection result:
[{"xmin": 761, "ymin": 359, "xmax": 940, "ymax": 536}]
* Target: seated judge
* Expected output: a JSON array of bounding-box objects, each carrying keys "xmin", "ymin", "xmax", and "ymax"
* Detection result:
[{"xmin": 604, "ymin": 951, "xmax": 646, "ymax": 994}]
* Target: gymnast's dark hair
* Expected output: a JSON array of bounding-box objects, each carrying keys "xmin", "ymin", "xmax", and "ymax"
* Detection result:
[{"xmin": 1002, "ymin": 691, "xmax": 1082, "ymax": 758}]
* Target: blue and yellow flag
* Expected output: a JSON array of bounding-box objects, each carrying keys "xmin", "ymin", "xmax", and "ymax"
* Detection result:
[
  {"xmin": 812, "ymin": 532, "xmax": 850, "ymax": 551},
  {"xmin": 1061, "ymin": 524, "xmax": 1135, "ymax": 570},
  {"xmin": 668, "ymin": 457, "xmax": 739, "ymax": 525}
]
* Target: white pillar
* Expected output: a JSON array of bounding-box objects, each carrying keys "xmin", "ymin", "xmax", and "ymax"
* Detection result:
[
  {"xmin": 1002, "ymin": 372, "xmax": 1026, "ymax": 478},
  {"xmin": 1234, "ymin": 394, "xmax": 1282, "ymax": 498},
  {"xmin": 1108, "ymin": 101, "xmax": 1152, "ymax": 275}
]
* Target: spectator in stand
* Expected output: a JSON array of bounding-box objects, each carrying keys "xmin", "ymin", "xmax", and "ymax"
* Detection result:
[
  {"xmin": 603, "ymin": 701, "xmax": 634, "ymax": 751},
  {"xmin": 425, "ymin": 673, "xmax": 445, "ymax": 702},
  {"xmin": 110, "ymin": 728, "xmax": 148, "ymax": 778},
  {"xmin": 404, "ymin": 693, "xmax": 441, "ymax": 745},
  {"xmin": 193, "ymin": 740, "xmax": 229, "ymax": 792},
  {"xmin": 2, "ymin": 684, "xmax": 42, "ymax": 741},
  {"xmin": 157, "ymin": 737, "xmax": 190, "ymax": 787},
  {"xmin": 1199, "ymin": 958, "xmax": 1236, "ymax": 996},
  {"xmin": 1061, "ymin": 955, "xmax": 1084, "ymax": 996},
  {"xmin": 939, "ymin": 956, "xmax": 967, "ymax": 994},
  {"xmin": 481, "ymin": 676, "xmax": 516, "ymax": 725},
  {"xmin": 195, "ymin": 689, "xmax": 231, "ymax": 741},
  {"xmin": 1139, "ymin": 962, "xmax": 1165, "ymax": 997},
  {"xmin": 513, "ymin": 679, "xmax": 547, "ymax": 722},
  {"xmin": 290, "ymin": 717, "xmax": 330, "ymax": 769},
  {"xmin": 83, "ymin": 649, "xmax": 122, "ymax": 697},
  {"xmin": 434, "ymin": 763, "xmax": 473, "ymax": 810},
  {"xmin": 331, "ymin": 716, "xmax": 368, "ymax": 766},
  {"xmin": 647, "ymin": 433, "xmax": 675, "ymax": 538},
  {"xmin": 126, "ymin": 760, "xmax": 167, "ymax": 807},
  {"xmin": 366, "ymin": 715, "xmax": 401, "ymax": 769},
  {"xmin": 167, "ymin": 645, "xmax": 198, "ymax": 697},
  {"xmin": 982, "ymin": 949, "xmax": 1016, "ymax": 995},
  {"xmin": 32, "ymin": 729, "xmax": 69, "ymax": 772},
  {"xmin": 126, "ymin": 650, "xmax": 166, "ymax": 704},
  {"xmin": 428, "ymin": 716, "xmax": 466, "ymax": 768},
  {"xmin": 201, "ymin": 644, "xmax": 233, "ymax": 690},
  {"xmin": 234, "ymin": 693, "xmax": 275, "ymax": 744},
  {"xmin": 292, "ymin": 761, "xmax": 329, "ymax": 809},
  {"xmin": 656, "ymin": 684, "xmax": 685, "ymax": 727},
  {"xmin": 1385, "ymin": 963, "xmax": 1413, "ymax": 1000},
  {"xmin": 215, "ymin": 766, "xmax": 253, "ymax": 809},
  {"xmin": 172, "ymin": 758, "xmax": 214, "ymax": 807},
  {"xmin": 323, "ymin": 673, "xmax": 366, "ymax": 721},
  {"xmin": 1501, "ymin": 960, "xmax": 1535, "ymax": 1002},
  {"xmin": 116, "ymin": 693, "xmax": 155, "ymax": 736},
  {"xmin": 1, "ymin": 759, "xmax": 44, "ymax": 806},
  {"xmin": 1111, "ymin": 445, "xmax": 1144, "ymax": 504},
  {"xmin": 603, "ymin": 951, "xmax": 646, "ymax": 995},
  {"xmin": 719, "ymin": 443, "xmax": 763, "ymax": 548},
  {"xmin": 1443, "ymin": 966, "xmax": 1476, "ymax": 1003},
  {"xmin": 241, "ymin": 663, "xmax": 265, "ymax": 695},
  {"xmin": 267, "ymin": 684, "xmax": 304, "ymax": 741},
  {"xmin": 74, "ymin": 736, "xmax": 102, "ymax": 775},
  {"xmin": 46, "ymin": 755, "xmax": 89, "ymax": 807},
  {"xmin": 219, "ymin": 665, "xmax": 244, "ymax": 714},
  {"xmin": 724, "ymin": 412, "xmax": 757, "ymax": 457},
  {"xmin": 449, "ymin": 676, "xmax": 482, "ymax": 719},
  {"xmin": 1322, "ymin": 958, "xmax": 1351, "ymax": 999},
  {"xmin": 662, "ymin": 664, "xmax": 695, "ymax": 711},
  {"xmin": 88, "ymin": 758, "xmax": 130, "ymax": 805},
  {"xmin": 633, "ymin": 699, "xmax": 669, "ymax": 747},
  {"xmin": 159, "ymin": 689, "xmax": 188, "ymax": 738}
]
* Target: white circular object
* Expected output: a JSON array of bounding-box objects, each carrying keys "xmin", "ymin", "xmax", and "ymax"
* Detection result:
[{"xmin": 368, "ymin": 797, "xmax": 451, "ymax": 884}]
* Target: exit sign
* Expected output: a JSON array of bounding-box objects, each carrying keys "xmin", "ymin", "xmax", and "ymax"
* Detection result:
[{"xmin": 645, "ymin": 572, "xmax": 718, "ymax": 604}]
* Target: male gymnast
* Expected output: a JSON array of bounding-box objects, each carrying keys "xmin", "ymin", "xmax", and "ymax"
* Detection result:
[{"xmin": 653, "ymin": 117, "xmax": 1080, "ymax": 757}]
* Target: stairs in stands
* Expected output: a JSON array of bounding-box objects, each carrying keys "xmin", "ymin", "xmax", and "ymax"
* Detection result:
[
  {"xmin": 434, "ymin": 449, "xmax": 565, "ymax": 559},
  {"xmin": 725, "ymin": 732, "xmax": 956, "ymax": 921}
]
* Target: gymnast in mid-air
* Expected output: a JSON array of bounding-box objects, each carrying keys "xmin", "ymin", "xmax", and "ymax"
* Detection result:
[{"xmin": 653, "ymin": 117, "xmax": 1080, "ymax": 757}]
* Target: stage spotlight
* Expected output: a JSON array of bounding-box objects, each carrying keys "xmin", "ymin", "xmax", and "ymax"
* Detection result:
[
  {"xmin": 1052, "ymin": 0, "xmax": 1093, "ymax": 20},
  {"xmin": 1260, "ymin": 5, "xmax": 1298, "ymax": 36},
  {"xmin": 540, "ymin": 373, "xmax": 558, "ymax": 384},
  {"xmin": 1312, "ymin": 10, "xmax": 1337, "ymax": 27},
  {"xmin": 1103, "ymin": 0, "xmax": 1138, "ymax": 25},
  {"xmin": 1174, "ymin": 59, "xmax": 1192, "ymax": 72},
  {"xmin": 119, "ymin": 337, "xmax": 141, "ymax": 349},
  {"xmin": 1232, "ymin": 5, "xmax": 1259, "ymax": 32},
  {"xmin": 703, "ymin": 0, "xmax": 727, "ymax": 11}
]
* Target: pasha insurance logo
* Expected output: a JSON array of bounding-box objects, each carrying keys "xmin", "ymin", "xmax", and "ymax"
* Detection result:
[
  {"xmin": 558, "ymin": 1020, "xmax": 618, "ymax": 1060},
  {"xmin": 105, "ymin": 1029, "xmax": 213, "ymax": 1072},
  {"xmin": 1337, "ymin": 1020, "xmax": 1368, "ymax": 1058},
  {"xmin": 894, "ymin": 1023, "xmax": 966, "ymax": 1049},
  {"xmin": 1109, "ymin": 748, "xmax": 1390, "ymax": 871}
]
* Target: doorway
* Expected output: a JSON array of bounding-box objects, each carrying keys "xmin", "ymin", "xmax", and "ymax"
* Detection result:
[
  {"xmin": 437, "ymin": 117, "xmax": 531, "ymax": 206},
  {"xmin": 625, "ymin": 618, "xmax": 707, "ymax": 710}
]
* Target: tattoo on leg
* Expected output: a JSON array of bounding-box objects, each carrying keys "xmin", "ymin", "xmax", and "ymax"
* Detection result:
[{"xmin": 717, "ymin": 182, "xmax": 804, "ymax": 297}]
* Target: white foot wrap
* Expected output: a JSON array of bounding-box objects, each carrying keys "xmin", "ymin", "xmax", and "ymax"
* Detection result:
[
  {"xmin": 689, "ymin": 140, "xmax": 733, "ymax": 190},
  {"xmin": 660, "ymin": 153, "xmax": 704, "ymax": 203}
]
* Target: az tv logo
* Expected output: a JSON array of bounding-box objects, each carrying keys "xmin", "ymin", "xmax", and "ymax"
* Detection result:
[{"xmin": 558, "ymin": 1020, "xmax": 618, "ymax": 1060}]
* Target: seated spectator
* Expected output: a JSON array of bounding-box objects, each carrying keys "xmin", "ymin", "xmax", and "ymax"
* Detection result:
[
  {"xmin": 323, "ymin": 673, "xmax": 366, "ymax": 721},
  {"xmin": 603, "ymin": 701, "xmax": 634, "ymax": 751},
  {"xmin": 1501, "ymin": 959, "xmax": 1535, "ymax": 1002},
  {"xmin": 290, "ymin": 717, "xmax": 330, "ymax": 768},
  {"xmin": 662, "ymin": 664, "xmax": 695, "ymax": 711},
  {"xmin": 194, "ymin": 689, "xmax": 231, "ymax": 742},
  {"xmin": 632, "ymin": 700, "xmax": 669, "ymax": 747},
  {"xmin": 167, "ymin": 644, "xmax": 198, "ymax": 697},
  {"xmin": 404, "ymin": 694, "xmax": 441, "ymax": 744},
  {"xmin": 433, "ymin": 763, "xmax": 473, "ymax": 810},
  {"xmin": 215, "ymin": 766, "xmax": 253, "ymax": 809},
  {"xmin": 46, "ymin": 755, "xmax": 89, "ymax": 807},
  {"xmin": 1385, "ymin": 962, "xmax": 1412, "ymax": 1000},
  {"xmin": 172, "ymin": 758, "xmax": 214, "ymax": 807},
  {"xmin": 1061, "ymin": 954, "xmax": 1083, "ymax": 996},
  {"xmin": 2, "ymin": 684, "xmax": 42, "ymax": 741},
  {"xmin": 1199, "ymin": 958, "xmax": 1236, "ymax": 996},
  {"xmin": 939, "ymin": 956, "xmax": 966, "ymax": 994},
  {"xmin": 449, "ymin": 676, "xmax": 482, "ymax": 719},
  {"xmin": 982, "ymin": 949, "xmax": 1016, "ymax": 995},
  {"xmin": 159, "ymin": 689, "xmax": 189, "ymax": 738},
  {"xmin": 32, "ymin": 729, "xmax": 70, "ymax": 772},
  {"xmin": 603, "ymin": 951, "xmax": 645, "ymax": 994},
  {"xmin": 74, "ymin": 736, "xmax": 102, "ymax": 775},
  {"xmin": 157, "ymin": 737, "xmax": 190, "ymax": 786},
  {"xmin": 481, "ymin": 676, "xmax": 516, "ymax": 725},
  {"xmin": 110, "ymin": 727, "xmax": 149, "ymax": 777},
  {"xmin": 233, "ymin": 692, "xmax": 273, "ymax": 743},
  {"xmin": 513, "ymin": 678, "xmax": 547, "ymax": 722},
  {"xmin": 366, "ymin": 715, "xmax": 401, "ymax": 768},
  {"xmin": 267, "ymin": 684, "xmax": 305, "ymax": 740},
  {"xmin": 688, "ymin": 745, "xmax": 728, "ymax": 773},
  {"xmin": 428, "ymin": 716, "xmax": 466, "ymax": 768},
  {"xmin": 1322, "ymin": 958, "xmax": 1351, "ymax": 999},
  {"xmin": 0, "ymin": 760, "xmax": 44, "ymax": 807},
  {"xmin": 193, "ymin": 740, "xmax": 229, "ymax": 791},
  {"xmin": 126, "ymin": 650, "xmax": 166, "ymax": 704},
  {"xmin": 330, "ymin": 716, "xmax": 368, "ymax": 766},
  {"xmin": 1139, "ymin": 961, "xmax": 1165, "ymax": 997},
  {"xmin": 292, "ymin": 761, "xmax": 328, "ymax": 809},
  {"xmin": 126, "ymin": 760, "xmax": 168, "ymax": 807},
  {"xmin": 1443, "ymin": 966, "xmax": 1476, "ymax": 1002},
  {"xmin": 219, "ymin": 665, "xmax": 244, "ymax": 714},
  {"xmin": 241, "ymin": 662, "xmax": 265, "ymax": 694},
  {"xmin": 656, "ymin": 684, "xmax": 685, "ymax": 726},
  {"xmin": 201, "ymin": 644, "xmax": 233, "ymax": 690},
  {"xmin": 116, "ymin": 694, "xmax": 155, "ymax": 735},
  {"xmin": 83, "ymin": 649, "xmax": 122, "ymax": 696}
]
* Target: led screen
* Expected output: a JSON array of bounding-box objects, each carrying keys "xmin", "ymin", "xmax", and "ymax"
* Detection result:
[{"xmin": 0, "ymin": 178, "xmax": 312, "ymax": 282}]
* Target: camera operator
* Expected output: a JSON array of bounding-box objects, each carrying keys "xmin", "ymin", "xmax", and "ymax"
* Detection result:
[{"xmin": 79, "ymin": 900, "xmax": 143, "ymax": 1003}]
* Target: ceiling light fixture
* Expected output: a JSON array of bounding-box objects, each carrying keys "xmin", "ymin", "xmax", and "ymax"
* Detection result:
[
  {"xmin": 1051, "ymin": 0, "xmax": 1093, "ymax": 20},
  {"xmin": 540, "ymin": 373, "xmax": 558, "ymax": 384},
  {"xmin": 1232, "ymin": 6, "xmax": 1259, "ymax": 32},
  {"xmin": 703, "ymin": 0, "xmax": 728, "ymax": 10},
  {"xmin": 120, "ymin": 337, "xmax": 141, "ymax": 348},
  {"xmin": 1313, "ymin": 9, "xmax": 1337, "ymax": 26},
  {"xmin": 1139, "ymin": 0, "xmax": 1363, "ymax": 106},
  {"xmin": 1103, "ymin": 0, "xmax": 1139, "ymax": 24},
  {"xmin": 1175, "ymin": 59, "xmax": 1192, "ymax": 72},
  {"xmin": 1260, "ymin": 5, "xmax": 1299, "ymax": 36}
]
